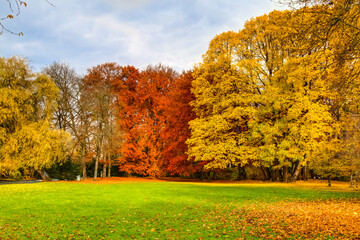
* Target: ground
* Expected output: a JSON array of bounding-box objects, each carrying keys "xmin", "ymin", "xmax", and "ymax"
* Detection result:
[{"xmin": 0, "ymin": 178, "xmax": 359, "ymax": 239}]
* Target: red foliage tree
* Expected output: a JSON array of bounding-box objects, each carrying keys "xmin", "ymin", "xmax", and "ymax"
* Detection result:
[
  {"xmin": 160, "ymin": 71, "xmax": 204, "ymax": 176},
  {"xmin": 115, "ymin": 65, "xmax": 178, "ymax": 178}
]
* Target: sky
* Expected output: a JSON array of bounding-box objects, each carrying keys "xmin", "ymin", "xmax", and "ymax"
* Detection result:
[{"xmin": 0, "ymin": 0, "xmax": 285, "ymax": 75}]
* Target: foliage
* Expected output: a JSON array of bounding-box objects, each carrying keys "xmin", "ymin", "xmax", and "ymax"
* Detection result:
[
  {"xmin": 188, "ymin": 7, "xmax": 360, "ymax": 181},
  {"xmin": 116, "ymin": 65, "xmax": 178, "ymax": 178},
  {"xmin": 0, "ymin": 56, "xmax": 70, "ymax": 179},
  {"xmin": 160, "ymin": 71, "xmax": 204, "ymax": 176},
  {"xmin": 83, "ymin": 63, "xmax": 123, "ymax": 180}
]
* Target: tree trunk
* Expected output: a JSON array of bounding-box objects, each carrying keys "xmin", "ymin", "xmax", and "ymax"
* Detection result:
[
  {"xmin": 38, "ymin": 170, "xmax": 52, "ymax": 182},
  {"xmin": 291, "ymin": 162, "xmax": 301, "ymax": 182},
  {"xmin": 94, "ymin": 155, "xmax": 99, "ymax": 181},
  {"xmin": 103, "ymin": 164, "xmax": 107, "ymax": 178},
  {"xmin": 261, "ymin": 166, "xmax": 271, "ymax": 181},
  {"xmin": 94, "ymin": 138, "xmax": 102, "ymax": 181},
  {"xmin": 274, "ymin": 168, "xmax": 280, "ymax": 182},
  {"xmin": 108, "ymin": 161, "xmax": 111, "ymax": 178},
  {"xmin": 328, "ymin": 176, "xmax": 331, "ymax": 187},
  {"xmin": 303, "ymin": 165, "xmax": 308, "ymax": 181},
  {"xmin": 81, "ymin": 143, "xmax": 87, "ymax": 179},
  {"xmin": 350, "ymin": 172, "xmax": 354, "ymax": 188},
  {"xmin": 283, "ymin": 166, "xmax": 289, "ymax": 183}
]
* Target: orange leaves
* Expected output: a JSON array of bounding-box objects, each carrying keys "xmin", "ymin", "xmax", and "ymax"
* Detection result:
[
  {"xmin": 116, "ymin": 65, "xmax": 178, "ymax": 177},
  {"xmin": 160, "ymin": 71, "xmax": 203, "ymax": 176},
  {"xmin": 235, "ymin": 200, "xmax": 360, "ymax": 239}
]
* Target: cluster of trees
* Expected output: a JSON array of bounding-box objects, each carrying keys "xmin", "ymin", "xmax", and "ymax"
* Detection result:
[
  {"xmin": 1, "ymin": 0, "xmax": 360, "ymax": 184},
  {"xmin": 188, "ymin": 0, "xmax": 360, "ymax": 184}
]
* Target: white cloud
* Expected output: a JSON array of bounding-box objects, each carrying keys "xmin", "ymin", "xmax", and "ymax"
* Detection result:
[
  {"xmin": 0, "ymin": 0, "xmax": 285, "ymax": 74},
  {"xmin": 102, "ymin": 0, "xmax": 158, "ymax": 10}
]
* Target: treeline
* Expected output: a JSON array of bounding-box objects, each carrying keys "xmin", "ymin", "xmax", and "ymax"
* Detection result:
[{"xmin": 1, "ymin": 0, "xmax": 360, "ymax": 184}]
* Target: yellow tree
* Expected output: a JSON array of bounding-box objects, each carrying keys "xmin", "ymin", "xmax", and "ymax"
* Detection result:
[
  {"xmin": 283, "ymin": 0, "xmax": 360, "ymax": 183},
  {"xmin": 188, "ymin": 9, "xmax": 344, "ymax": 182},
  {"xmin": 0, "ymin": 56, "xmax": 70, "ymax": 180},
  {"xmin": 187, "ymin": 31, "xmax": 257, "ymax": 175}
]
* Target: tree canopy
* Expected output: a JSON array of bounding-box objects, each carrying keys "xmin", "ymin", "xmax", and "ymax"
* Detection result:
[{"xmin": 0, "ymin": 57, "xmax": 70, "ymax": 179}]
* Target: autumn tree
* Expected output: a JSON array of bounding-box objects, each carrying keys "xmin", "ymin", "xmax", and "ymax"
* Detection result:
[
  {"xmin": 0, "ymin": 56, "xmax": 70, "ymax": 180},
  {"xmin": 160, "ymin": 71, "xmax": 203, "ymax": 176},
  {"xmin": 43, "ymin": 62, "xmax": 91, "ymax": 178},
  {"xmin": 116, "ymin": 65, "xmax": 178, "ymax": 178},
  {"xmin": 83, "ymin": 63, "xmax": 122, "ymax": 180},
  {"xmin": 282, "ymin": 0, "xmax": 360, "ymax": 183},
  {"xmin": 188, "ymin": 9, "xmax": 345, "ymax": 182}
]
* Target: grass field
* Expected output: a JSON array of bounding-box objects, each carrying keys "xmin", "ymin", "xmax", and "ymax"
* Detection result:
[{"xmin": 0, "ymin": 178, "xmax": 359, "ymax": 239}]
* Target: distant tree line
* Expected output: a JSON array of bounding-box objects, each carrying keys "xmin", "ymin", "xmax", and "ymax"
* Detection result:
[{"xmin": 1, "ymin": 0, "xmax": 360, "ymax": 186}]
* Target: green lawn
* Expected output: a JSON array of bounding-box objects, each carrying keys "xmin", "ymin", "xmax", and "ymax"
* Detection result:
[{"xmin": 0, "ymin": 181, "xmax": 359, "ymax": 239}]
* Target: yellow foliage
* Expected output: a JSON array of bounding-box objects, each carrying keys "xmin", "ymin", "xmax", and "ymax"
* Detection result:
[
  {"xmin": 0, "ymin": 57, "xmax": 70, "ymax": 178},
  {"xmin": 188, "ymin": 6, "xmax": 360, "ymax": 181}
]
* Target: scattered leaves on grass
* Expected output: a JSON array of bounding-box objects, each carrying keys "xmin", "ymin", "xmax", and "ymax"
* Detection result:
[{"xmin": 224, "ymin": 199, "xmax": 360, "ymax": 239}]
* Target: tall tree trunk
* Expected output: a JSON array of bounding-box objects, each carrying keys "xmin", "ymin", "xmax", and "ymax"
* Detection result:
[
  {"xmin": 94, "ymin": 136, "xmax": 103, "ymax": 181},
  {"xmin": 108, "ymin": 161, "xmax": 111, "ymax": 177},
  {"xmin": 38, "ymin": 169, "xmax": 51, "ymax": 182},
  {"xmin": 328, "ymin": 176, "xmax": 332, "ymax": 187},
  {"xmin": 81, "ymin": 143, "xmax": 87, "ymax": 179},
  {"xmin": 283, "ymin": 166, "xmax": 289, "ymax": 183},
  {"xmin": 103, "ymin": 164, "xmax": 107, "ymax": 178},
  {"xmin": 94, "ymin": 145, "xmax": 100, "ymax": 181},
  {"xmin": 291, "ymin": 161, "xmax": 301, "ymax": 182},
  {"xmin": 94, "ymin": 156, "xmax": 99, "ymax": 181}
]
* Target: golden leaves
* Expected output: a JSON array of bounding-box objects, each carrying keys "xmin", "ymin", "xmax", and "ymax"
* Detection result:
[{"xmin": 238, "ymin": 200, "xmax": 360, "ymax": 239}]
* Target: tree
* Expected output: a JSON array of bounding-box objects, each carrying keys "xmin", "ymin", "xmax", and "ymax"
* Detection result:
[
  {"xmin": 43, "ymin": 62, "xmax": 90, "ymax": 178},
  {"xmin": 188, "ymin": 10, "xmax": 342, "ymax": 182},
  {"xmin": 116, "ymin": 65, "xmax": 178, "ymax": 178},
  {"xmin": 0, "ymin": 56, "xmax": 70, "ymax": 180},
  {"xmin": 83, "ymin": 63, "xmax": 122, "ymax": 180},
  {"xmin": 160, "ymin": 71, "xmax": 204, "ymax": 176},
  {"xmin": 281, "ymin": 0, "xmax": 360, "ymax": 184}
]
